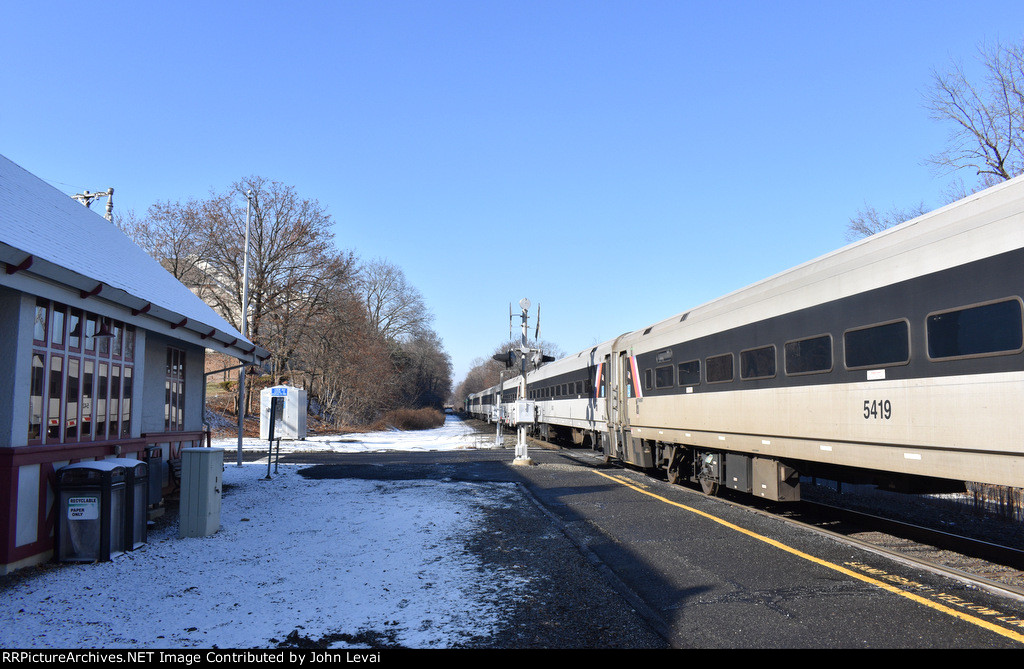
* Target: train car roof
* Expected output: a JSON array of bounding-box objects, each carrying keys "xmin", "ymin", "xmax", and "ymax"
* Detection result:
[{"xmin": 617, "ymin": 173, "xmax": 1024, "ymax": 351}]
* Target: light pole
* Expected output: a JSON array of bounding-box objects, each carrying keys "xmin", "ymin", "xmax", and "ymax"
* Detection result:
[{"xmin": 237, "ymin": 189, "xmax": 253, "ymax": 467}]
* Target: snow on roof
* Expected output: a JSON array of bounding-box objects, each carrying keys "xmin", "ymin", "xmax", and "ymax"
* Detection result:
[{"xmin": 0, "ymin": 153, "xmax": 264, "ymax": 360}]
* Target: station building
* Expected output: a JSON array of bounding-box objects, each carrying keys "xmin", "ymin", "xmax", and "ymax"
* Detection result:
[{"xmin": 0, "ymin": 154, "xmax": 267, "ymax": 573}]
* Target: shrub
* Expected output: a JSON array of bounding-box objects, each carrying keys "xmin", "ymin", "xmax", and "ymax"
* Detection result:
[{"xmin": 379, "ymin": 407, "xmax": 446, "ymax": 431}]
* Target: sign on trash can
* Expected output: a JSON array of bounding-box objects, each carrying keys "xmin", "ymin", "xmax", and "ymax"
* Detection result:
[{"xmin": 56, "ymin": 461, "xmax": 127, "ymax": 562}]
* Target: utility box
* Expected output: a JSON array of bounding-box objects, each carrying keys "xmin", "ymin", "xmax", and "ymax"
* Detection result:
[
  {"xmin": 752, "ymin": 457, "xmax": 801, "ymax": 502},
  {"xmin": 56, "ymin": 461, "xmax": 127, "ymax": 562},
  {"xmin": 107, "ymin": 458, "xmax": 149, "ymax": 550},
  {"xmin": 725, "ymin": 453, "xmax": 753, "ymax": 493},
  {"xmin": 179, "ymin": 448, "xmax": 224, "ymax": 538},
  {"xmin": 514, "ymin": 400, "xmax": 535, "ymax": 425},
  {"xmin": 260, "ymin": 386, "xmax": 307, "ymax": 440}
]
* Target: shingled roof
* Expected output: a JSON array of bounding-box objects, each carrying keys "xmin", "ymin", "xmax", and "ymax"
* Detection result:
[{"xmin": 0, "ymin": 153, "xmax": 267, "ymax": 362}]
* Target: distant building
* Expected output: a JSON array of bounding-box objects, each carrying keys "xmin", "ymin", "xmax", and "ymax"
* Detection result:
[{"xmin": 0, "ymin": 154, "xmax": 268, "ymax": 573}]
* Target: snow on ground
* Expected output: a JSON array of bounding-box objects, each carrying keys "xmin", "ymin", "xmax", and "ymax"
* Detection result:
[
  {"xmin": 0, "ymin": 416, "xmax": 531, "ymax": 649},
  {"xmin": 215, "ymin": 411, "xmax": 502, "ymax": 457}
]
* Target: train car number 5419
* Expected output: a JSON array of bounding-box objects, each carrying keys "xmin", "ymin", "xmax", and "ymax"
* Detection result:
[{"xmin": 863, "ymin": 399, "xmax": 893, "ymax": 420}]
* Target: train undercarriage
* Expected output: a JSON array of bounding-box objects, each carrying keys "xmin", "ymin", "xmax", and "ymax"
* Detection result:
[{"xmin": 530, "ymin": 422, "xmax": 967, "ymax": 501}]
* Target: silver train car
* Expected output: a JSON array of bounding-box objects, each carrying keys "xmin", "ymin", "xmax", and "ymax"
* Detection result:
[{"xmin": 474, "ymin": 174, "xmax": 1024, "ymax": 500}]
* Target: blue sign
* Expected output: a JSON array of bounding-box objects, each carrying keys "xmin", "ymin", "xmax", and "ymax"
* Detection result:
[{"xmin": 271, "ymin": 387, "xmax": 288, "ymax": 397}]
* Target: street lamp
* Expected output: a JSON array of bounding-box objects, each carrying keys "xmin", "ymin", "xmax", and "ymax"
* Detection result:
[{"xmin": 237, "ymin": 189, "xmax": 253, "ymax": 467}]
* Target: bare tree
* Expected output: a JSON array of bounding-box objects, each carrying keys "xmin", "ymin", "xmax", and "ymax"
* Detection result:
[
  {"xmin": 924, "ymin": 39, "xmax": 1024, "ymax": 183},
  {"xmin": 847, "ymin": 39, "xmax": 1024, "ymax": 241},
  {"xmin": 845, "ymin": 202, "xmax": 929, "ymax": 241},
  {"xmin": 115, "ymin": 200, "xmax": 213, "ymax": 292},
  {"xmin": 200, "ymin": 178, "xmax": 341, "ymax": 377},
  {"xmin": 394, "ymin": 329, "xmax": 453, "ymax": 410},
  {"xmin": 358, "ymin": 258, "xmax": 431, "ymax": 342},
  {"xmin": 125, "ymin": 176, "xmax": 454, "ymax": 426}
]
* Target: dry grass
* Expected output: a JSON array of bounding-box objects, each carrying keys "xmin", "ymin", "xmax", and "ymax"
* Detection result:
[
  {"xmin": 967, "ymin": 483, "xmax": 1024, "ymax": 521},
  {"xmin": 373, "ymin": 407, "xmax": 446, "ymax": 432}
]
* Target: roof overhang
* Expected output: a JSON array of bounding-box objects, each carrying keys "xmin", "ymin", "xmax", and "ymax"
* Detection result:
[{"xmin": 0, "ymin": 242, "xmax": 270, "ymax": 363}]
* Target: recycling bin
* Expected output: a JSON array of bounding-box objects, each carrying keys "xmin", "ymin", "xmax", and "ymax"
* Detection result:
[
  {"xmin": 107, "ymin": 458, "xmax": 149, "ymax": 550},
  {"xmin": 56, "ymin": 460, "xmax": 127, "ymax": 562}
]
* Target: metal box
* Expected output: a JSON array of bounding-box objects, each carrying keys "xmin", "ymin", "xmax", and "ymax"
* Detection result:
[
  {"xmin": 514, "ymin": 400, "xmax": 535, "ymax": 425},
  {"xmin": 752, "ymin": 457, "xmax": 801, "ymax": 501},
  {"xmin": 179, "ymin": 448, "xmax": 224, "ymax": 538},
  {"xmin": 260, "ymin": 385, "xmax": 307, "ymax": 440},
  {"xmin": 725, "ymin": 453, "xmax": 753, "ymax": 493}
]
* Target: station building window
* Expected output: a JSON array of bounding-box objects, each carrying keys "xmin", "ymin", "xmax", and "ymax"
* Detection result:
[
  {"xmin": 29, "ymin": 300, "xmax": 134, "ymax": 444},
  {"xmin": 165, "ymin": 347, "xmax": 186, "ymax": 431}
]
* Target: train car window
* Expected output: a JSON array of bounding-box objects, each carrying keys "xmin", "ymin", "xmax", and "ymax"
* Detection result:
[
  {"xmin": 576, "ymin": 381, "xmax": 583, "ymax": 395},
  {"xmin": 644, "ymin": 368, "xmax": 653, "ymax": 390},
  {"xmin": 677, "ymin": 359, "xmax": 700, "ymax": 386},
  {"xmin": 927, "ymin": 297, "xmax": 1024, "ymax": 360},
  {"xmin": 740, "ymin": 345, "xmax": 776, "ymax": 380},
  {"xmin": 844, "ymin": 319, "xmax": 910, "ymax": 369},
  {"xmin": 785, "ymin": 334, "xmax": 833, "ymax": 375},
  {"xmin": 655, "ymin": 365, "xmax": 674, "ymax": 388},
  {"xmin": 706, "ymin": 353, "xmax": 734, "ymax": 383}
]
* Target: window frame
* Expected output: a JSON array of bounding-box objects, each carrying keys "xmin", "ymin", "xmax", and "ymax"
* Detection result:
[
  {"xmin": 842, "ymin": 318, "xmax": 912, "ymax": 370},
  {"xmin": 705, "ymin": 352, "xmax": 734, "ymax": 384},
  {"xmin": 27, "ymin": 301, "xmax": 135, "ymax": 445},
  {"xmin": 925, "ymin": 296, "xmax": 1024, "ymax": 362},
  {"xmin": 739, "ymin": 344, "xmax": 777, "ymax": 380},
  {"xmin": 784, "ymin": 333, "xmax": 834, "ymax": 377}
]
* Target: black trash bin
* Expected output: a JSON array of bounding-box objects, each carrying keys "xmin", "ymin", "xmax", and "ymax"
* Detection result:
[
  {"xmin": 56, "ymin": 461, "xmax": 127, "ymax": 562},
  {"xmin": 144, "ymin": 446, "xmax": 164, "ymax": 507},
  {"xmin": 108, "ymin": 458, "xmax": 149, "ymax": 550}
]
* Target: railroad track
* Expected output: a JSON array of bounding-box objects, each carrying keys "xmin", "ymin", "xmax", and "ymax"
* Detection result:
[{"xmin": 770, "ymin": 499, "xmax": 1024, "ymax": 600}]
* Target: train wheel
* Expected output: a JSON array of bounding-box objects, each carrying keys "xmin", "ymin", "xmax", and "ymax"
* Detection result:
[
  {"xmin": 666, "ymin": 447, "xmax": 683, "ymax": 485},
  {"xmin": 667, "ymin": 464, "xmax": 682, "ymax": 485},
  {"xmin": 700, "ymin": 479, "xmax": 719, "ymax": 496}
]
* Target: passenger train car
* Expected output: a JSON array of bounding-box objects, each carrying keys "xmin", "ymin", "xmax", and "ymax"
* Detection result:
[{"xmin": 469, "ymin": 175, "xmax": 1024, "ymax": 500}]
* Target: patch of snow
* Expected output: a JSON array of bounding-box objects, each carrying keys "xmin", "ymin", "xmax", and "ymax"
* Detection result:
[
  {"xmin": 215, "ymin": 411, "xmax": 501, "ymax": 456},
  {"xmin": 0, "ymin": 417, "xmax": 528, "ymax": 649}
]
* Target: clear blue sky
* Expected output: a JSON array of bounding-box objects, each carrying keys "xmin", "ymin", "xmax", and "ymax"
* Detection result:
[{"xmin": 3, "ymin": 2, "xmax": 1023, "ymax": 384}]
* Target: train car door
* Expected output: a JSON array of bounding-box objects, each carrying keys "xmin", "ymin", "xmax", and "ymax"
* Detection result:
[
  {"xmin": 603, "ymin": 353, "xmax": 621, "ymax": 459},
  {"xmin": 614, "ymin": 351, "xmax": 635, "ymax": 459}
]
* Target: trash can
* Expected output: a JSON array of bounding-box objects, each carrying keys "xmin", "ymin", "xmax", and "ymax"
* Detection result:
[
  {"xmin": 107, "ymin": 458, "xmax": 149, "ymax": 550},
  {"xmin": 56, "ymin": 461, "xmax": 127, "ymax": 562},
  {"xmin": 144, "ymin": 445, "xmax": 164, "ymax": 507}
]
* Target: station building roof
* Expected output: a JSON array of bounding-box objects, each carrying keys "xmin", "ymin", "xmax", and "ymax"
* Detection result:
[{"xmin": 0, "ymin": 153, "xmax": 268, "ymax": 362}]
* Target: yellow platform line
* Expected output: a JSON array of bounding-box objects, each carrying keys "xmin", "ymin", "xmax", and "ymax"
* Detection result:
[{"xmin": 593, "ymin": 469, "xmax": 1024, "ymax": 645}]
